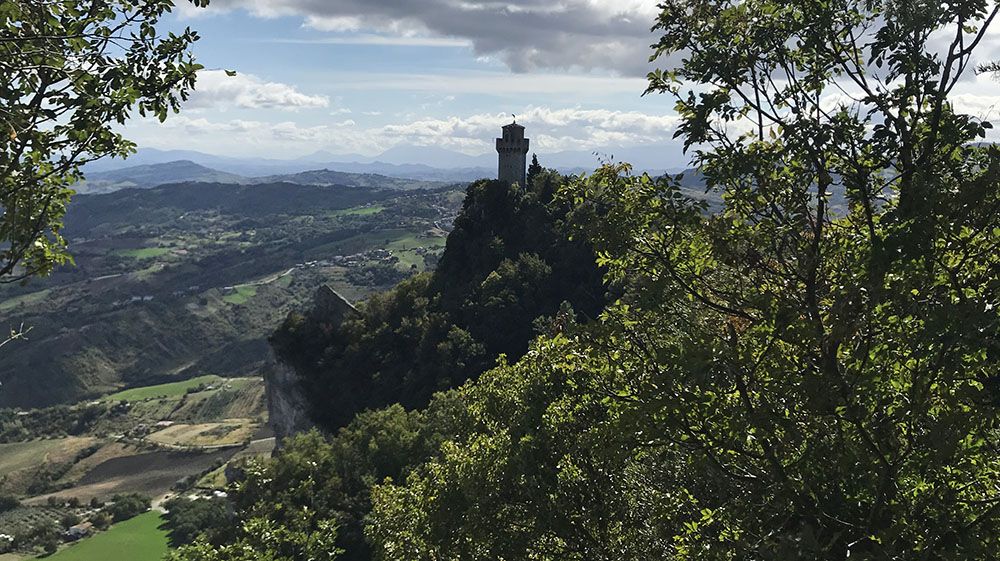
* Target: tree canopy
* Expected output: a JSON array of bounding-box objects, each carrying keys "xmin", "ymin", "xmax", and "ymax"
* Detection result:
[{"xmin": 0, "ymin": 0, "xmax": 206, "ymax": 282}]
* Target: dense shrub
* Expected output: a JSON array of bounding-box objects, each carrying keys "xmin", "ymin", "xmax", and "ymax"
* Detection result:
[
  {"xmin": 162, "ymin": 497, "xmax": 231, "ymax": 547},
  {"xmin": 102, "ymin": 493, "xmax": 150, "ymax": 522},
  {"xmin": 0, "ymin": 494, "xmax": 19, "ymax": 513}
]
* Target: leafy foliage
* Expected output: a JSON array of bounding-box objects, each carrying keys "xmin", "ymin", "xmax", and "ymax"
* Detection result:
[
  {"xmin": 162, "ymin": 497, "xmax": 231, "ymax": 547},
  {"xmin": 102, "ymin": 493, "xmax": 151, "ymax": 523},
  {"xmin": 0, "ymin": 493, "xmax": 18, "ymax": 513},
  {"xmin": 171, "ymin": 395, "xmax": 467, "ymax": 561},
  {"xmin": 0, "ymin": 0, "xmax": 206, "ymax": 281}
]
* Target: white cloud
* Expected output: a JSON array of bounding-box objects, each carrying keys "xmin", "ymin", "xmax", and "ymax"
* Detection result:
[
  {"xmin": 186, "ymin": 70, "xmax": 329, "ymax": 111},
  {"xmin": 378, "ymin": 108, "xmax": 678, "ymax": 142},
  {"xmin": 183, "ymin": 0, "xmax": 662, "ymax": 75},
  {"xmin": 270, "ymin": 34, "xmax": 472, "ymax": 47},
  {"xmin": 129, "ymin": 105, "xmax": 681, "ymax": 158},
  {"xmin": 325, "ymin": 71, "xmax": 649, "ymax": 96}
]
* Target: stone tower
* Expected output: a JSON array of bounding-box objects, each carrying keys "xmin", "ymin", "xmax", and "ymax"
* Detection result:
[{"xmin": 496, "ymin": 121, "xmax": 529, "ymax": 187}]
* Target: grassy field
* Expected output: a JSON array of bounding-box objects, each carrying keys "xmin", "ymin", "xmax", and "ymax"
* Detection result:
[
  {"xmin": 114, "ymin": 247, "xmax": 173, "ymax": 260},
  {"xmin": 222, "ymin": 285, "xmax": 258, "ymax": 305},
  {"xmin": 386, "ymin": 232, "xmax": 447, "ymax": 271},
  {"xmin": 0, "ymin": 438, "xmax": 99, "ymax": 494},
  {"xmin": 104, "ymin": 375, "xmax": 222, "ymax": 402},
  {"xmin": 41, "ymin": 511, "xmax": 168, "ymax": 561},
  {"xmin": 0, "ymin": 439, "xmax": 94, "ymax": 474},
  {"xmin": 332, "ymin": 204, "xmax": 385, "ymax": 216}
]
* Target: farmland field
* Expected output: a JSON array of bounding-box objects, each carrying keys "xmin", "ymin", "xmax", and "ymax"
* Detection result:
[
  {"xmin": 331, "ymin": 204, "xmax": 385, "ymax": 216},
  {"xmin": 0, "ymin": 438, "xmax": 96, "ymax": 474},
  {"xmin": 0, "ymin": 438, "xmax": 99, "ymax": 495},
  {"xmin": 114, "ymin": 247, "xmax": 173, "ymax": 260},
  {"xmin": 26, "ymin": 449, "xmax": 238, "ymax": 505},
  {"xmin": 104, "ymin": 375, "xmax": 222, "ymax": 402},
  {"xmin": 41, "ymin": 511, "xmax": 168, "ymax": 561},
  {"xmin": 147, "ymin": 420, "xmax": 256, "ymax": 447},
  {"xmin": 123, "ymin": 377, "xmax": 265, "ymax": 423},
  {"xmin": 222, "ymin": 285, "xmax": 258, "ymax": 305}
]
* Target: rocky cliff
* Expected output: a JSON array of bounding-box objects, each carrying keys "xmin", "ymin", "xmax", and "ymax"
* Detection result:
[{"xmin": 264, "ymin": 285, "xmax": 360, "ymax": 446}]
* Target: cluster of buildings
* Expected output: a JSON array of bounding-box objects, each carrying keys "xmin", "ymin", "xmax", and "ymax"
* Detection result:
[
  {"xmin": 294, "ymin": 248, "xmax": 399, "ymax": 270},
  {"xmin": 110, "ymin": 295, "xmax": 156, "ymax": 308}
]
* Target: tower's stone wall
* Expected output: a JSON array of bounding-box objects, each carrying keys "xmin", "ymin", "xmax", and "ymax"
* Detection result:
[{"xmin": 497, "ymin": 123, "xmax": 529, "ymax": 187}]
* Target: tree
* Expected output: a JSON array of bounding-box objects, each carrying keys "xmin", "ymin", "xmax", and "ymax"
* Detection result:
[
  {"xmin": 369, "ymin": 1, "xmax": 1000, "ymax": 559},
  {"xmin": 163, "ymin": 497, "xmax": 231, "ymax": 547},
  {"xmin": 41, "ymin": 535, "xmax": 58, "ymax": 556},
  {"xmin": 0, "ymin": 494, "xmax": 18, "ymax": 513},
  {"xmin": 0, "ymin": 0, "xmax": 207, "ymax": 283},
  {"xmin": 103, "ymin": 493, "xmax": 150, "ymax": 522},
  {"xmin": 89, "ymin": 512, "xmax": 112, "ymax": 531},
  {"xmin": 526, "ymin": 153, "xmax": 542, "ymax": 186},
  {"xmin": 59, "ymin": 512, "xmax": 81, "ymax": 529},
  {"xmin": 368, "ymin": 334, "xmax": 683, "ymax": 560}
]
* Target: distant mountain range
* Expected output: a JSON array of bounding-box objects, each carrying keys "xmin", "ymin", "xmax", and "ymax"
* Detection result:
[
  {"xmin": 77, "ymin": 161, "xmax": 245, "ymax": 193},
  {"xmin": 84, "ymin": 144, "xmax": 689, "ymax": 183},
  {"xmin": 77, "ymin": 160, "xmax": 456, "ymax": 194}
]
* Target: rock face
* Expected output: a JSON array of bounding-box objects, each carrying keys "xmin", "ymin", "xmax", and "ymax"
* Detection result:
[
  {"xmin": 263, "ymin": 359, "xmax": 315, "ymax": 447},
  {"xmin": 264, "ymin": 285, "xmax": 361, "ymax": 448},
  {"xmin": 313, "ymin": 284, "xmax": 360, "ymax": 325}
]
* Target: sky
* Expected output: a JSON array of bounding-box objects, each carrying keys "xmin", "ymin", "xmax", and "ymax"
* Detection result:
[{"xmin": 121, "ymin": 0, "xmax": 1000, "ymax": 167}]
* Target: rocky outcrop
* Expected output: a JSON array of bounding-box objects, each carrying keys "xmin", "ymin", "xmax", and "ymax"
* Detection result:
[
  {"xmin": 313, "ymin": 284, "xmax": 360, "ymax": 326},
  {"xmin": 264, "ymin": 285, "xmax": 360, "ymax": 448},
  {"xmin": 263, "ymin": 359, "xmax": 315, "ymax": 447}
]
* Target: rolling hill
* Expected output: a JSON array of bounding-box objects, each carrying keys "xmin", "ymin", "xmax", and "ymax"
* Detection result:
[{"xmin": 76, "ymin": 161, "xmax": 245, "ymax": 193}]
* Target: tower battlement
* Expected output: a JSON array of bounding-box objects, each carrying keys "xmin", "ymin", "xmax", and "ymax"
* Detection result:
[{"xmin": 497, "ymin": 122, "xmax": 529, "ymax": 187}]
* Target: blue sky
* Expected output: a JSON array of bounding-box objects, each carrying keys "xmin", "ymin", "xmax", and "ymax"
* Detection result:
[{"xmin": 122, "ymin": 0, "xmax": 1000, "ymax": 168}]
